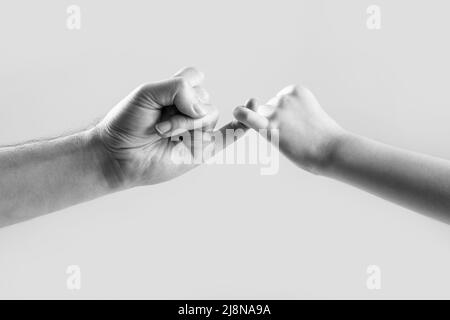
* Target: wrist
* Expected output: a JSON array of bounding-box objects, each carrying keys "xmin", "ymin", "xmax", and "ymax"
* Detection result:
[
  {"xmin": 83, "ymin": 127, "xmax": 128, "ymax": 193},
  {"xmin": 320, "ymin": 129, "xmax": 361, "ymax": 178},
  {"xmin": 314, "ymin": 128, "xmax": 353, "ymax": 176}
]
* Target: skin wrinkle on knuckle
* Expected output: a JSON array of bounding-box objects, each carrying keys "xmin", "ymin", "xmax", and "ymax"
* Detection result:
[
  {"xmin": 282, "ymin": 84, "xmax": 307, "ymax": 99},
  {"xmin": 175, "ymin": 77, "xmax": 190, "ymax": 94}
]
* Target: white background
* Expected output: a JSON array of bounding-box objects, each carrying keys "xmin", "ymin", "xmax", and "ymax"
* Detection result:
[{"xmin": 1, "ymin": 0, "xmax": 450, "ymax": 299}]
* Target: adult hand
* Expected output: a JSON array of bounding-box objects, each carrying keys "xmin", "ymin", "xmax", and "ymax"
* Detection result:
[{"xmin": 96, "ymin": 67, "xmax": 250, "ymax": 188}]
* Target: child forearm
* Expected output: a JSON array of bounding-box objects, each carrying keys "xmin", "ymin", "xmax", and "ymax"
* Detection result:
[{"xmin": 324, "ymin": 131, "xmax": 450, "ymax": 221}]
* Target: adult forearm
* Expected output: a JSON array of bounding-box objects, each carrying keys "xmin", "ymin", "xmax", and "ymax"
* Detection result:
[
  {"xmin": 323, "ymin": 132, "xmax": 450, "ymax": 221},
  {"xmin": 0, "ymin": 129, "xmax": 119, "ymax": 227}
]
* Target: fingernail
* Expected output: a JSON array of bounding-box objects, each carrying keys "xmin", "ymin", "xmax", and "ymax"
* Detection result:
[
  {"xmin": 155, "ymin": 121, "xmax": 172, "ymax": 135},
  {"xmin": 193, "ymin": 103, "xmax": 207, "ymax": 116}
]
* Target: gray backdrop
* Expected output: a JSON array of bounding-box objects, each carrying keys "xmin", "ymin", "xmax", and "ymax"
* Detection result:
[{"xmin": 1, "ymin": 0, "xmax": 450, "ymax": 299}]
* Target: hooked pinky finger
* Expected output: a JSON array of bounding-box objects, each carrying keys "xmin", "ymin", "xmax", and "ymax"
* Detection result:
[{"xmin": 233, "ymin": 106, "xmax": 270, "ymax": 130}]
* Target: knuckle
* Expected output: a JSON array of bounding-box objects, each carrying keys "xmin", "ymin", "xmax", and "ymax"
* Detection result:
[
  {"xmin": 184, "ymin": 66, "xmax": 198, "ymax": 74},
  {"xmin": 276, "ymin": 84, "xmax": 311, "ymax": 109},
  {"xmin": 291, "ymin": 85, "xmax": 310, "ymax": 98},
  {"xmin": 136, "ymin": 82, "xmax": 151, "ymax": 94},
  {"xmin": 277, "ymin": 94, "xmax": 293, "ymax": 108},
  {"xmin": 188, "ymin": 66, "xmax": 203, "ymax": 79},
  {"xmin": 175, "ymin": 77, "xmax": 190, "ymax": 91},
  {"xmin": 279, "ymin": 84, "xmax": 308, "ymax": 97}
]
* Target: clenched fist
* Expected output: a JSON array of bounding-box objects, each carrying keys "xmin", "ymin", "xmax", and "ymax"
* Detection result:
[{"xmin": 94, "ymin": 67, "xmax": 247, "ymax": 188}]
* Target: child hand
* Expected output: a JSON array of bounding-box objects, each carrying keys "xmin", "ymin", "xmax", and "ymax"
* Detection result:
[{"xmin": 233, "ymin": 85, "xmax": 345, "ymax": 174}]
